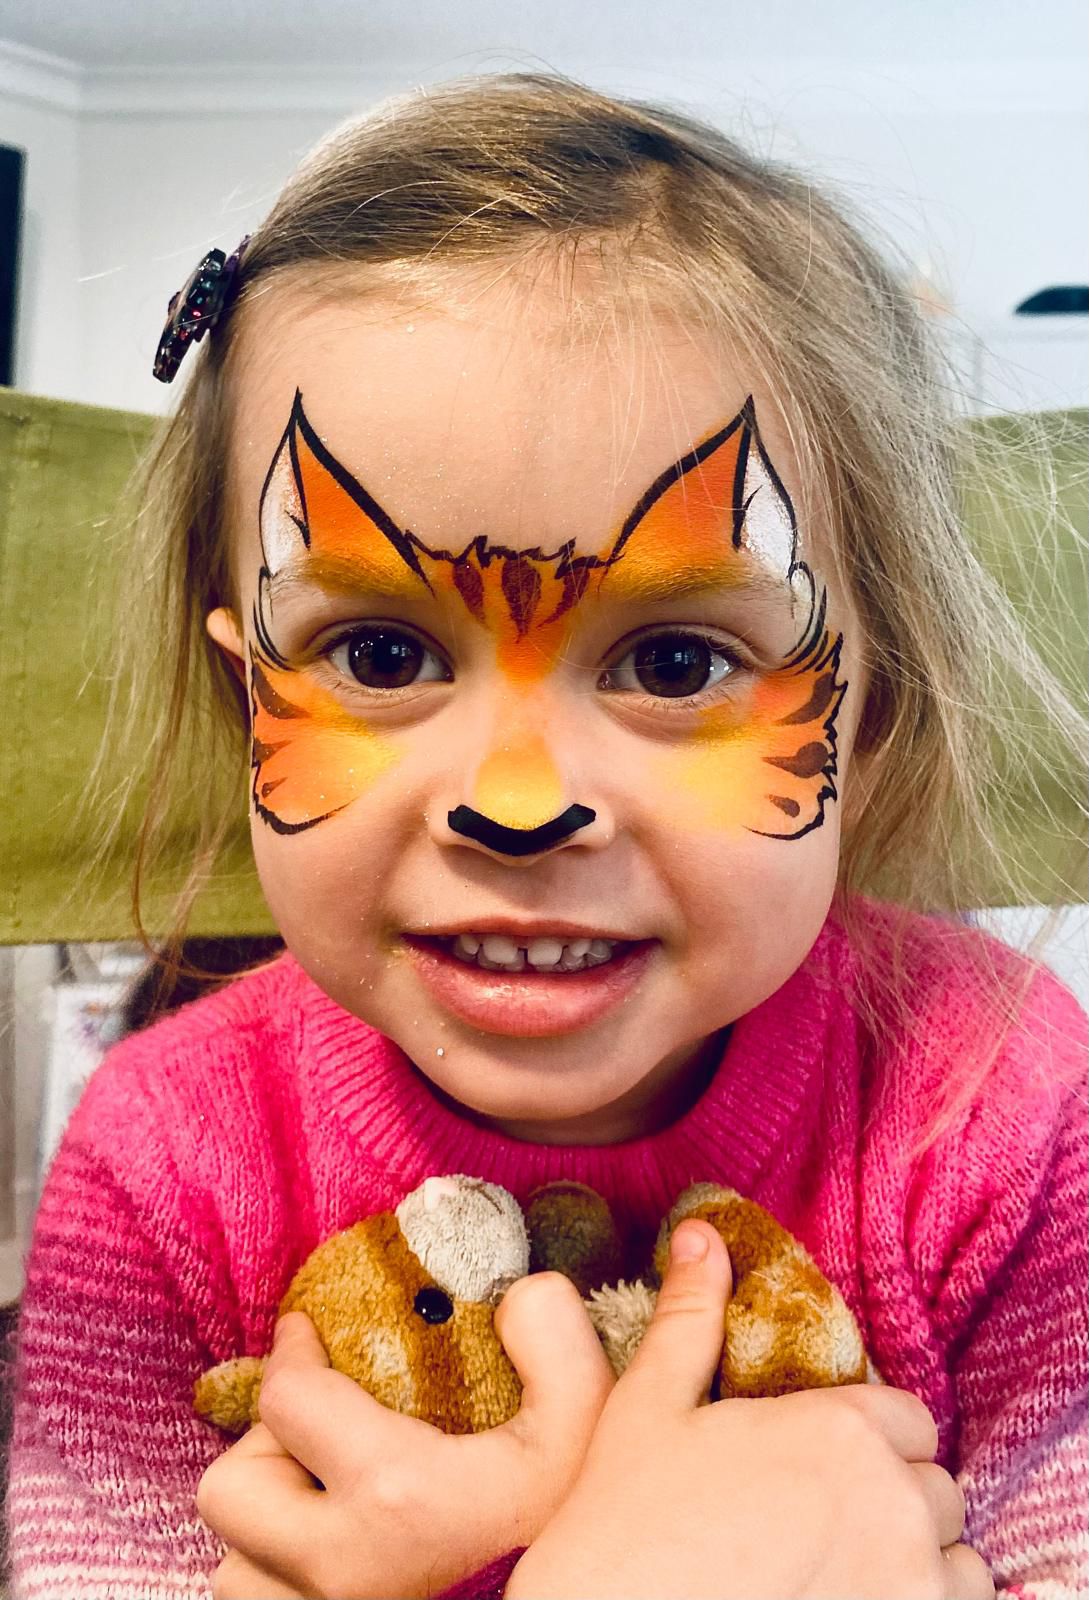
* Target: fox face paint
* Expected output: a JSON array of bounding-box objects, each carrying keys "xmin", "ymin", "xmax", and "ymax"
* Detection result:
[
  {"xmin": 591, "ymin": 411, "xmax": 846, "ymax": 839},
  {"xmin": 247, "ymin": 390, "xmax": 846, "ymax": 840}
]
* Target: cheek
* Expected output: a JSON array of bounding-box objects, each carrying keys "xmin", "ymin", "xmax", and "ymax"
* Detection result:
[
  {"xmin": 249, "ymin": 817, "xmax": 396, "ymax": 980},
  {"xmin": 250, "ymin": 826, "xmax": 345, "ymax": 911},
  {"xmin": 248, "ymin": 653, "xmax": 401, "ymax": 832},
  {"xmin": 655, "ymin": 645, "xmax": 848, "ymax": 840},
  {"xmin": 672, "ymin": 826, "xmax": 840, "ymax": 990}
]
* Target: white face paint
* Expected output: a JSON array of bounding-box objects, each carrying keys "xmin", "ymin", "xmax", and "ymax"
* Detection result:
[
  {"xmin": 739, "ymin": 427, "xmax": 811, "ymax": 614},
  {"xmin": 259, "ymin": 436, "xmax": 304, "ymax": 577}
]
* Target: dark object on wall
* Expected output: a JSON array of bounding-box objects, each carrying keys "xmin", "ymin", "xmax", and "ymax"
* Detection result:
[
  {"xmin": 1014, "ymin": 286, "xmax": 1089, "ymax": 316},
  {"xmin": 0, "ymin": 145, "xmax": 24, "ymax": 386}
]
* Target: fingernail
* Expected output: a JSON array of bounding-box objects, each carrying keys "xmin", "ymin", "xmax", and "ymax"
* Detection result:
[{"xmin": 671, "ymin": 1224, "xmax": 709, "ymax": 1263}]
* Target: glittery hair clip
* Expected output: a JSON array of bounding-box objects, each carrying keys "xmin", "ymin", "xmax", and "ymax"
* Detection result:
[{"xmin": 152, "ymin": 235, "xmax": 250, "ymax": 383}]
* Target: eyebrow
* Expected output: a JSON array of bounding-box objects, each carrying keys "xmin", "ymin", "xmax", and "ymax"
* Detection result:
[
  {"xmin": 267, "ymin": 555, "xmax": 422, "ymax": 606},
  {"xmin": 601, "ymin": 566, "xmax": 790, "ymax": 606},
  {"xmin": 266, "ymin": 553, "xmax": 793, "ymax": 609}
]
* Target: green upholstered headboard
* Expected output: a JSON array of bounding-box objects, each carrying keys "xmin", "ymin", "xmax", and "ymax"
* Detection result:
[
  {"xmin": 0, "ymin": 390, "xmax": 1085, "ymax": 944},
  {"xmin": 0, "ymin": 391, "xmax": 273, "ymax": 943}
]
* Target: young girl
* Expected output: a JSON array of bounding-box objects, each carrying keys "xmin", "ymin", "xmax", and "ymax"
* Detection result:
[{"xmin": 6, "ymin": 73, "xmax": 1087, "ymax": 1600}]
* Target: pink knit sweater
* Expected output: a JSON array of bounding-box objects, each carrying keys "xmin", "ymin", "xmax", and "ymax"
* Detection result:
[{"xmin": 5, "ymin": 896, "xmax": 1087, "ymax": 1599}]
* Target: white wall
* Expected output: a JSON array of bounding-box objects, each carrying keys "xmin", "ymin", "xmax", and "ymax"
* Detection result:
[
  {"xmin": 0, "ymin": 72, "xmax": 81, "ymax": 400},
  {"xmin": 78, "ymin": 105, "xmax": 353, "ymax": 414},
  {"xmin": 1, "ymin": 49, "xmax": 1086, "ymax": 416},
  {"xmin": 700, "ymin": 66, "xmax": 1089, "ymax": 323}
]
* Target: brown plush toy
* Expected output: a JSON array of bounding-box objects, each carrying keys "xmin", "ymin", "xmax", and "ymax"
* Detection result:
[{"xmin": 193, "ymin": 1174, "xmax": 881, "ymax": 1435}]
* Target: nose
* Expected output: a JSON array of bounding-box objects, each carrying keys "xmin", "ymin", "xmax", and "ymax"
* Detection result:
[
  {"xmin": 447, "ymin": 803, "xmax": 597, "ymax": 858},
  {"xmin": 435, "ymin": 718, "xmax": 611, "ymax": 862}
]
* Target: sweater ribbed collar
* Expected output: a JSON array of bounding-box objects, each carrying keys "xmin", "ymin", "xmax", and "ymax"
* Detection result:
[{"xmin": 291, "ymin": 916, "xmax": 839, "ymax": 1243}]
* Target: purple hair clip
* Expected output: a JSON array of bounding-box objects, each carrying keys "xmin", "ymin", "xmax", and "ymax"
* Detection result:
[{"xmin": 152, "ymin": 235, "xmax": 251, "ymax": 383}]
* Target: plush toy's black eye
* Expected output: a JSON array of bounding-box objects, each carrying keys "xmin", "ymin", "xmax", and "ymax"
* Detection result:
[{"xmin": 413, "ymin": 1286, "xmax": 454, "ymax": 1324}]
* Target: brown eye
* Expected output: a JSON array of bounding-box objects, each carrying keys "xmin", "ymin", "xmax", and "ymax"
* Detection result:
[
  {"xmin": 348, "ymin": 628, "xmax": 422, "ymax": 688},
  {"xmin": 602, "ymin": 632, "xmax": 740, "ymax": 700},
  {"xmin": 632, "ymin": 636, "xmax": 712, "ymax": 697},
  {"xmin": 329, "ymin": 626, "xmax": 451, "ymax": 691}
]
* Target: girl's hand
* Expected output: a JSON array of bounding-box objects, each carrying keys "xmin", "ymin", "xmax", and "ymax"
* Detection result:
[
  {"xmin": 196, "ymin": 1276, "xmax": 614, "ymax": 1600},
  {"xmin": 507, "ymin": 1221, "xmax": 997, "ymax": 1600}
]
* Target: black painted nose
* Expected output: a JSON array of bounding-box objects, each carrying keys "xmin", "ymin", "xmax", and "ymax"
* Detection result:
[{"xmin": 447, "ymin": 804, "xmax": 596, "ymax": 857}]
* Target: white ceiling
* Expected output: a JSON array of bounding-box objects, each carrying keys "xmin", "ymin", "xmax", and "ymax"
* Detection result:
[{"xmin": 0, "ymin": 0, "xmax": 1083, "ymax": 72}]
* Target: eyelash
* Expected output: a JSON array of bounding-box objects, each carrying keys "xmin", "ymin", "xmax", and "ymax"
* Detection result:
[{"xmin": 316, "ymin": 624, "xmax": 751, "ymax": 708}]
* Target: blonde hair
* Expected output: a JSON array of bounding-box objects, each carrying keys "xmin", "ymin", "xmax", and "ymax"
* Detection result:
[{"xmin": 80, "ymin": 73, "xmax": 1087, "ymax": 1159}]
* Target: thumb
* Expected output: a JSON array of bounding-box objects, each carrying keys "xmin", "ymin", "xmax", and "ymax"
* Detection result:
[
  {"xmin": 265, "ymin": 1311, "xmax": 331, "ymax": 1377},
  {"xmin": 619, "ymin": 1219, "xmax": 733, "ymax": 1413},
  {"xmin": 494, "ymin": 1272, "xmax": 616, "ymax": 1443}
]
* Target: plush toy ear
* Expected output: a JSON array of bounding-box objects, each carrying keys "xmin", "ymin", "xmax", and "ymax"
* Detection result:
[
  {"xmin": 652, "ymin": 1183, "xmax": 880, "ymax": 1398},
  {"xmin": 193, "ymin": 1355, "xmax": 267, "ymax": 1433},
  {"xmin": 525, "ymin": 1181, "xmax": 624, "ymax": 1297}
]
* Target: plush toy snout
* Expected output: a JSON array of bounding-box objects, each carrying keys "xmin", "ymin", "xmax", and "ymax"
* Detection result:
[{"xmin": 194, "ymin": 1174, "xmax": 528, "ymax": 1434}]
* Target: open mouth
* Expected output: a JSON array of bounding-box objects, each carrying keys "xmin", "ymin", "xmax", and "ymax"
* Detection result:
[{"xmin": 400, "ymin": 934, "xmax": 658, "ymax": 1038}]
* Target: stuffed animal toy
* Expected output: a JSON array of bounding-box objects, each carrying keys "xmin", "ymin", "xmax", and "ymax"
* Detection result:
[{"xmin": 193, "ymin": 1174, "xmax": 881, "ymax": 1435}]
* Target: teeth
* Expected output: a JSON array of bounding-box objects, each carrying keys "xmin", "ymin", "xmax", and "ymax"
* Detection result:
[
  {"xmin": 480, "ymin": 935, "xmax": 521, "ymax": 965},
  {"xmin": 451, "ymin": 932, "xmax": 620, "ymax": 973},
  {"xmin": 526, "ymin": 937, "xmax": 564, "ymax": 966}
]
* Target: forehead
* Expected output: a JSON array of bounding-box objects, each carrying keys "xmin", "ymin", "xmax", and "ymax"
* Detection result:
[{"xmin": 226, "ymin": 271, "xmax": 827, "ymax": 575}]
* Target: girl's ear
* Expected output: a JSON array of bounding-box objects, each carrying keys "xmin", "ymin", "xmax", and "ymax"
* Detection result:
[
  {"xmin": 851, "ymin": 665, "xmax": 894, "ymax": 759},
  {"xmin": 206, "ymin": 607, "xmax": 246, "ymax": 687}
]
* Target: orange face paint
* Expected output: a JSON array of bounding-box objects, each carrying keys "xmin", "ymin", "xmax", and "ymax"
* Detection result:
[
  {"xmin": 591, "ymin": 405, "xmax": 846, "ymax": 840},
  {"xmin": 248, "ymin": 650, "xmax": 400, "ymax": 833},
  {"xmin": 247, "ymin": 391, "xmax": 846, "ymax": 841}
]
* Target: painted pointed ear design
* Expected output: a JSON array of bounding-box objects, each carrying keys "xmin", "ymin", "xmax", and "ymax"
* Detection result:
[
  {"xmin": 254, "ymin": 389, "xmax": 429, "ymax": 669},
  {"xmin": 257, "ymin": 390, "xmax": 600, "ymax": 686},
  {"xmin": 594, "ymin": 402, "xmax": 846, "ymax": 842},
  {"xmin": 595, "ymin": 411, "xmax": 749, "ymax": 600},
  {"xmin": 734, "ymin": 414, "xmax": 818, "ymax": 618},
  {"xmin": 596, "ymin": 400, "xmax": 809, "ymax": 607},
  {"xmin": 246, "ymin": 393, "xmax": 417, "ymax": 833}
]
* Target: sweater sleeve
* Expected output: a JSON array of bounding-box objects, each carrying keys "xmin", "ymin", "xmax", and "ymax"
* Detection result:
[
  {"xmin": 939, "ymin": 999, "xmax": 1088, "ymax": 1599},
  {"xmin": 5, "ymin": 1081, "xmax": 229, "ymax": 1598}
]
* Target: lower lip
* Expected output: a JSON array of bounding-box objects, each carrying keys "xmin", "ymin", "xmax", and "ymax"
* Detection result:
[{"xmin": 400, "ymin": 937, "xmax": 658, "ymax": 1038}]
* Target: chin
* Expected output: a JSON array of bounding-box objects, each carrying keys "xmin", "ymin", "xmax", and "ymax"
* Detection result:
[{"xmin": 415, "ymin": 1048, "xmax": 631, "ymax": 1123}]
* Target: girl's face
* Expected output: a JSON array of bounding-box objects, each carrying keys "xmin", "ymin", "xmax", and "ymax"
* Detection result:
[{"xmin": 207, "ymin": 268, "xmax": 869, "ymax": 1144}]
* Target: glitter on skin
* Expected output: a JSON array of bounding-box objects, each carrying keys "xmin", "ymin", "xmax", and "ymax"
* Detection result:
[{"xmin": 247, "ymin": 391, "xmax": 846, "ymax": 841}]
